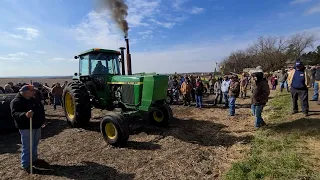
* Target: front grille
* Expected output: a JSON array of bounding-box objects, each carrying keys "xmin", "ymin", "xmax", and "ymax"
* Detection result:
[{"xmin": 122, "ymin": 85, "xmax": 135, "ymax": 104}]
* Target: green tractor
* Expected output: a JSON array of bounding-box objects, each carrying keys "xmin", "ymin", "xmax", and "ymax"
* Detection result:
[{"xmin": 62, "ymin": 47, "xmax": 173, "ymax": 146}]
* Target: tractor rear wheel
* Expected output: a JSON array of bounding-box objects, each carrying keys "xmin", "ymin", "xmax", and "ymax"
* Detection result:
[
  {"xmin": 149, "ymin": 103, "xmax": 173, "ymax": 127},
  {"xmin": 100, "ymin": 112, "xmax": 130, "ymax": 146},
  {"xmin": 62, "ymin": 81, "xmax": 91, "ymax": 127}
]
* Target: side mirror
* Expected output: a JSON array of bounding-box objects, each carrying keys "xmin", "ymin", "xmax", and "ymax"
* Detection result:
[
  {"xmin": 74, "ymin": 72, "xmax": 78, "ymax": 76},
  {"xmin": 74, "ymin": 56, "xmax": 78, "ymax": 59}
]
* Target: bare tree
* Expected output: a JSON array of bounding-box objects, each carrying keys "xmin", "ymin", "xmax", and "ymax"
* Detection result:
[
  {"xmin": 220, "ymin": 32, "xmax": 317, "ymax": 73},
  {"xmin": 287, "ymin": 33, "xmax": 315, "ymax": 58}
]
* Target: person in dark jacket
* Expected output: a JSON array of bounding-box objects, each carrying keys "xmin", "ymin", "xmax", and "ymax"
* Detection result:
[
  {"xmin": 228, "ymin": 75, "xmax": 240, "ymax": 116},
  {"xmin": 270, "ymin": 74, "xmax": 278, "ymax": 90},
  {"xmin": 251, "ymin": 72, "xmax": 270, "ymax": 128},
  {"xmin": 190, "ymin": 75, "xmax": 197, "ymax": 101},
  {"xmin": 10, "ymin": 85, "xmax": 47, "ymax": 173},
  {"xmin": 311, "ymin": 65, "xmax": 320, "ymax": 101},
  {"xmin": 51, "ymin": 83, "xmax": 63, "ymax": 110},
  {"xmin": 195, "ymin": 79, "xmax": 204, "ymax": 108},
  {"xmin": 169, "ymin": 76, "xmax": 180, "ymax": 103},
  {"xmin": 278, "ymin": 69, "xmax": 289, "ymax": 92},
  {"xmin": 287, "ymin": 60, "xmax": 311, "ymax": 116}
]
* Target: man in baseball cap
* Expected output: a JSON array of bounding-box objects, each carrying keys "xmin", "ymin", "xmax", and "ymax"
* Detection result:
[
  {"xmin": 287, "ymin": 60, "xmax": 311, "ymax": 116},
  {"xmin": 10, "ymin": 84, "xmax": 48, "ymax": 173}
]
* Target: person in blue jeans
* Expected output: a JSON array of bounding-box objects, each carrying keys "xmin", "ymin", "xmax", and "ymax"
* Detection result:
[
  {"xmin": 195, "ymin": 79, "xmax": 204, "ymax": 108},
  {"xmin": 228, "ymin": 75, "xmax": 240, "ymax": 116},
  {"xmin": 51, "ymin": 83, "xmax": 63, "ymax": 110},
  {"xmin": 221, "ymin": 76, "xmax": 230, "ymax": 108},
  {"xmin": 278, "ymin": 69, "xmax": 289, "ymax": 92},
  {"xmin": 311, "ymin": 81, "xmax": 319, "ymax": 101},
  {"xmin": 251, "ymin": 72, "xmax": 270, "ymax": 128},
  {"xmin": 10, "ymin": 85, "xmax": 48, "ymax": 173}
]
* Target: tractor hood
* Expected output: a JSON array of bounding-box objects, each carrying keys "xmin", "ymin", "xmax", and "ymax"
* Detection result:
[
  {"xmin": 108, "ymin": 74, "xmax": 169, "ymax": 111},
  {"xmin": 109, "ymin": 75, "xmax": 144, "ymax": 85}
]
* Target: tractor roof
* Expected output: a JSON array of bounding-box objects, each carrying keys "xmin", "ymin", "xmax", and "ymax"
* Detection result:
[{"xmin": 78, "ymin": 48, "xmax": 121, "ymax": 56}]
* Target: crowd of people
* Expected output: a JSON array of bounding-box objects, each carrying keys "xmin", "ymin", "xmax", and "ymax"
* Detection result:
[
  {"xmin": 1, "ymin": 81, "xmax": 67, "ymax": 110},
  {"xmin": 168, "ymin": 71, "xmax": 271, "ymax": 126}
]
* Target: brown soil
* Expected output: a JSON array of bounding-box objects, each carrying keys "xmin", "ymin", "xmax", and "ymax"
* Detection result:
[{"xmin": 0, "ymin": 94, "xmax": 256, "ymax": 180}]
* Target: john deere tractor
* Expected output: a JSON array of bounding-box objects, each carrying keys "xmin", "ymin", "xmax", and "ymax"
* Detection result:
[{"xmin": 62, "ymin": 47, "xmax": 173, "ymax": 146}]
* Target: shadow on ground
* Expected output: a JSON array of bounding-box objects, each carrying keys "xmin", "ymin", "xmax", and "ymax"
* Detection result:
[
  {"xmin": 82, "ymin": 117, "xmax": 252, "ymax": 148},
  {"xmin": 132, "ymin": 118, "xmax": 253, "ymax": 147},
  {"xmin": 269, "ymin": 118, "xmax": 320, "ymax": 138},
  {"xmin": 40, "ymin": 161, "xmax": 135, "ymax": 180}
]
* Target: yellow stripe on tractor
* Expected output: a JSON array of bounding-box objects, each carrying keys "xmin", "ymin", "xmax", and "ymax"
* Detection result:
[{"xmin": 107, "ymin": 82, "xmax": 143, "ymax": 85}]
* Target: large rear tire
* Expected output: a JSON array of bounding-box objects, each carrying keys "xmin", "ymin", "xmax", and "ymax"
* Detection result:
[
  {"xmin": 149, "ymin": 103, "xmax": 173, "ymax": 127},
  {"xmin": 62, "ymin": 81, "xmax": 91, "ymax": 127},
  {"xmin": 100, "ymin": 112, "xmax": 130, "ymax": 146}
]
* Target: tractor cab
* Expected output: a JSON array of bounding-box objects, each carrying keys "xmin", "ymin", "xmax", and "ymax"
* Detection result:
[
  {"xmin": 73, "ymin": 48, "xmax": 122, "ymax": 107},
  {"xmin": 74, "ymin": 48, "xmax": 121, "ymax": 78}
]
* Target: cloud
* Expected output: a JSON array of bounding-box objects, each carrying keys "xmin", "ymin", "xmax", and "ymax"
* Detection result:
[
  {"xmin": 290, "ymin": 0, "xmax": 312, "ymax": 5},
  {"xmin": 172, "ymin": 0, "xmax": 189, "ymax": 10},
  {"xmin": 8, "ymin": 27, "xmax": 39, "ymax": 40},
  {"xmin": 34, "ymin": 51, "xmax": 46, "ymax": 54},
  {"xmin": 172, "ymin": 0, "xmax": 204, "ymax": 14},
  {"xmin": 70, "ymin": 11, "xmax": 121, "ymax": 49},
  {"xmin": 8, "ymin": 52, "xmax": 28, "ymax": 57},
  {"xmin": 50, "ymin": 57, "xmax": 77, "ymax": 62},
  {"xmin": 126, "ymin": 0, "xmax": 161, "ymax": 27},
  {"xmin": 190, "ymin": 7, "xmax": 205, "ymax": 14},
  {"xmin": 306, "ymin": 2, "xmax": 320, "ymax": 14},
  {"xmin": 137, "ymin": 30, "xmax": 154, "ymax": 39},
  {"xmin": 150, "ymin": 19, "xmax": 176, "ymax": 28},
  {"xmin": 0, "ymin": 52, "xmax": 28, "ymax": 60},
  {"xmin": 0, "ymin": 56, "xmax": 21, "ymax": 60}
]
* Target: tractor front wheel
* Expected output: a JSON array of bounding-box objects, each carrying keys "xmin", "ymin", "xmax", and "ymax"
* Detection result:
[
  {"xmin": 149, "ymin": 104, "xmax": 173, "ymax": 127},
  {"xmin": 100, "ymin": 113, "xmax": 130, "ymax": 146},
  {"xmin": 62, "ymin": 81, "xmax": 91, "ymax": 127}
]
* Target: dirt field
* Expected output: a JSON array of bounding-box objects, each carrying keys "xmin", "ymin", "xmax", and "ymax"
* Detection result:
[
  {"xmin": 0, "ymin": 78, "xmax": 71, "ymax": 87},
  {"xmin": 0, "ymin": 94, "xmax": 256, "ymax": 180}
]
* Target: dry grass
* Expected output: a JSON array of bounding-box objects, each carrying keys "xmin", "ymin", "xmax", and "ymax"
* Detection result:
[{"xmin": 0, "ymin": 94, "xmax": 256, "ymax": 180}]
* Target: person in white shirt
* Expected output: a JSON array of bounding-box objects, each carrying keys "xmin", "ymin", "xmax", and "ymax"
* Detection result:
[{"xmin": 221, "ymin": 75, "xmax": 231, "ymax": 107}]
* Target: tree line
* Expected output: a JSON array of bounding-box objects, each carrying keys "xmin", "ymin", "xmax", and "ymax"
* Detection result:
[{"xmin": 220, "ymin": 33, "xmax": 319, "ymax": 73}]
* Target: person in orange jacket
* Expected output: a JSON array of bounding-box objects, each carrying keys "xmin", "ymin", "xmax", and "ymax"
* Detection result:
[{"xmin": 180, "ymin": 76, "xmax": 193, "ymax": 106}]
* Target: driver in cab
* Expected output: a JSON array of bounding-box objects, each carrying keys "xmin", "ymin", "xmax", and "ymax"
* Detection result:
[{"xmin": 92, "ymin": 61, "xmax": 108, "ymax": 74}]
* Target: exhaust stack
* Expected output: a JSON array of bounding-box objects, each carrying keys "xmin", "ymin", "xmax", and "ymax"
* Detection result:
[
  {"xmin": 125, "ymin": 38, "xmax": 132, "ymax": 75},
  {"xmin": 119, "ymin": 47, "xmax": 126, "ymax": 75}
]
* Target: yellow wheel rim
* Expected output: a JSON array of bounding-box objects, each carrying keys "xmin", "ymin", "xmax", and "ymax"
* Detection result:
[
  {"xmin": 65, "ymin": 92, "xmax": 75, "ymax": 119},
  {"xmin": 153, "ymin": 111, "xmax": 164, "ymax": 122},
  {"xmin": 105, "ymin": 123, "xmax": 117, "ymax": 140}
]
